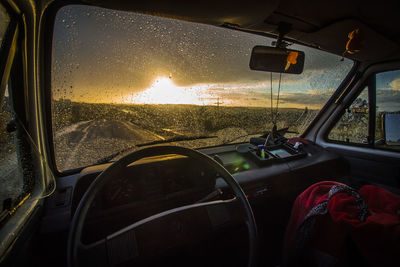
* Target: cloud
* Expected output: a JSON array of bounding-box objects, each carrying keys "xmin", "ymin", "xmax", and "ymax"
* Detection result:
[
  {"xmin": 376, "ymin": 89, "xmax": 400, "ymax": 112},
  {"xmin": 53, "ymin": 5, "xmax": 353, "ymax": 106},
  {"xmin": 278, "ymin": 91, "xmax": 332, "ymax": 107},
  {"xmin": 389, "ymin": 78, "xmax": 400, "ymax": 90},
  {"xmin": 204, "ymin": 88, "xmax": 335, "ymax": 109},
  {"xmin": 307, "ymin": 89, "xmax": 335, "ymax": 95}
]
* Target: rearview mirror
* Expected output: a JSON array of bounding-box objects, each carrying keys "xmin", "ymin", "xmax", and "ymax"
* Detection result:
[
  {"xmin": 249, "ymin": 46, "xmax": 305, "ymax": 74},
  {"xmin": 382, "ymin": 112, "xmax": 400, "ymax": 145}
]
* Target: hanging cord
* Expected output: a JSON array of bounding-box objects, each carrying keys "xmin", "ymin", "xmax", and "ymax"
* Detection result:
[
  {"xmin": 266, "ymin": 72, "xmax": 282, "ymax": 146},
  {"xmin": 270, "ymin": 72, "xmax": 273, "ymax": 124},
  {"xmin": 264, "ymin": 73, "xmax": 274, "ymax": 148},
  {"xmin": 274, "ymin": 73, "xmax": 283, "ymax": 125}
]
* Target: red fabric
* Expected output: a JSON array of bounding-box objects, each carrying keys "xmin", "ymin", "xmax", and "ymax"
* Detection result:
[
  {"xmin": 284, "ymin": 181, "xmax": 400, "ymax": 266},
  {"xmin": 310, "ymin": 214, "xmax": 348, "ymax": 258},
  {"xmin": 353, "ymin": 186, "xmax": 400, "ymax": 266},
  {"xmin": 328, "ymin": 191, "xmax": 361, "ymax": 224},
  {"xmin": 283, "ymin": 181, "xmax": 345, "ymax": 261}
]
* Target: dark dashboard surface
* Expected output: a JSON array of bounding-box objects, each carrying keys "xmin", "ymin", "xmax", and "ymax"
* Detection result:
[
  {"xmin": 96, "ymin": 157, "xmax": 216, "ymax": 210},
  {"xmin": 39, "ymin": 141, "xmax": 349, "ymax": 266},
  {"xmin": 41, "ymin": 141, "xmax": 349, "ymax": 235}
]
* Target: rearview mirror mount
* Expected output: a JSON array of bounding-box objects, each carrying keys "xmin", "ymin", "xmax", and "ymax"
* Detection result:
[{"xmin": 249, "ymin": 46, "xmax": 305, "ymax": 74}]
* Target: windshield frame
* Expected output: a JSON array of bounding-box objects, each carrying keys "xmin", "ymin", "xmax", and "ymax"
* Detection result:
[{"xmin": 43, "ymin": 2, "xmax": 356, "ymax": 176}]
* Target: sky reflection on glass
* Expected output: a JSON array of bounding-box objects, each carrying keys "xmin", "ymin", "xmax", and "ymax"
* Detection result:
[{"xmin": 52, "ymin": 5, "xmax": 357, "ymax": 109}]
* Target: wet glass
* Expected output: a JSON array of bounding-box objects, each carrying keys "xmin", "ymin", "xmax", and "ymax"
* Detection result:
[
  {"xmin": 0, "ymin": 6, "xmax": 22, "ymax": 212},
  {"xmin": 52, "ymin": 5, "xmax": 353, "ymax": 171},
  {"xmin": 1, "ymin": 85, "xmax": 24, "ymax": 212},
  {"xmin": 375, "ymin": 69, "xmax": 400, "ymax": 149},
  {"xmin": 328, "ymin": 87, "xmax": 369, "ymax": 144}
]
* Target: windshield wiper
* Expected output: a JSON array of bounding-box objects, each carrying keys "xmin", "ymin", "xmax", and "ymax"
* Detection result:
[
  {"xmin": 222, "ymin": 131, "xmax": 265, "ymax": 145},
  {"xmin": 221, "ymin": 127, "xmax": 299, "ymax": 146},
  {"xmin": 95, "ymin": 135, "xmax": 217, "ymax": 164},
  {"xmin": 135, "ymin": 135, "xmax": 217, "ymax": 147}
]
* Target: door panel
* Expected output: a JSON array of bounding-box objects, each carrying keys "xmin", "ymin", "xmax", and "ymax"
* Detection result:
[{"xmin": 326, "ymin": 146, "xmax": 400, "ymax": 194}]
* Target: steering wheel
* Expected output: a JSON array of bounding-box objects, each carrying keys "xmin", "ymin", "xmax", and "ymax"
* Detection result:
[{"xmin": 67, "ymin": 145, "xmax": 258, "ymax": 267}]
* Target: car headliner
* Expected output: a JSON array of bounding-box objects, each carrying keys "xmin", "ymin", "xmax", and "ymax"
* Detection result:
[
  {"xmin": 18, "ymin": 0, "xmax": 399, "ymax": 67},
  {"xmin": 73, "ymin": 0, "xmax": 400, "ymax": 65}
]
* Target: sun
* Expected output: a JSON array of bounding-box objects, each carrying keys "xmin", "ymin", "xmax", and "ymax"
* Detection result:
[{"xmin": 128, "ymin": 77, "xmax": 214, "ymax": 105}]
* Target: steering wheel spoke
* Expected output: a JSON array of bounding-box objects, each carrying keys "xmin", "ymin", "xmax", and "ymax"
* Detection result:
[
  {"xmin": 68, "ymin": 146, "xmax": 257, "ymax": 267},
  {"xmin": 105, "ymin": 199, "xmax": 239, "ymax": 264}
]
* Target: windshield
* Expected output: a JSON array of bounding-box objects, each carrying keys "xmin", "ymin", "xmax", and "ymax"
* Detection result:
[{"xmin": 51, "ymin": 5, "xmax": 353, "ymax": 171}]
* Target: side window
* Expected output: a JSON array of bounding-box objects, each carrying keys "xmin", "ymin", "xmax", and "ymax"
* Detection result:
[
  {"xmin": 0, "ymin": 5, "xmax": 26, "ymax": 223},
  {"xmin": 1, "ymin": 83, "xmax": 24, "ymax": 213},
  {"xmin": 0, "ymin": 4, "xmax": 10, "ymax": 48},
  {"xmin": 328, "ymin": 86, "xmax": 369, "ymax": 144},
  {"xmin": 0, "ymin": 4, "xmax": 13, "ymax": 211},
  {"xmin": 375, "ymin": 70, "xmax": 400, "ymax": 150},
  {"xmin": 328, "ymin": 69, "xmax": 400, "ymax": 150}
]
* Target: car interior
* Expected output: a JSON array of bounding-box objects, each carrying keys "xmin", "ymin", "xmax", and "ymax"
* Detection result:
[{"xmin": 0, "ymin": 0, "xmax": 399, "ymax": 267}]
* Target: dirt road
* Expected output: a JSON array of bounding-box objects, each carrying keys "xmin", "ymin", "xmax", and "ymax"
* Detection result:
[{"xmin": 54, "ymin": 120, "xmax": 164, "ymax": 171}]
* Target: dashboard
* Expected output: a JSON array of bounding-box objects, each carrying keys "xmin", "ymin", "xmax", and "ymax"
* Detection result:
[
  {"xmin": 40, "ymin": 142, "xmax": 349, "ymax": 266},
  {"xmin": 40, "ymin": 141, "xmax": 349, "ymax": 261},
  {"xmin": 68, "ymin": 155, "xmax": 220, "ymax": 243},
  {"xmin": 42, "ymin": 141, "xmax": 349, "ymax": 230},
  {"xmin": 98, "ymin": 156, "xmax": 216, "ymax": 210}
]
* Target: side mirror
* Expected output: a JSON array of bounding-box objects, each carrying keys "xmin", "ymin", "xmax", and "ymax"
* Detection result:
[
  {"xmin": 249, "ymin": 46, "xmax": 305, "ymax": 74},
  {"xmin": 382, "ymin": 112, "xmax": 400, "ymax": 145}
]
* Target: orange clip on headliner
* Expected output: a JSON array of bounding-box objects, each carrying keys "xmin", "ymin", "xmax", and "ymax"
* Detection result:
[{"xmin": 345, "ymin": 28, "xmax": 363, "ymax": 54}]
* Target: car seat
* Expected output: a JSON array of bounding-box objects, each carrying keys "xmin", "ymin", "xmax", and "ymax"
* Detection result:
[{"xmin": 282, "ymin": 181, "xmax": 400, "ymax": 267}]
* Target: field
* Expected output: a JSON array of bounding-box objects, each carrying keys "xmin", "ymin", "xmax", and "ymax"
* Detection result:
[
  {"xmin": 2, "ymin": 98, "xmax": 318, "ymax": 202},
  {"xmin": 53, "ymin": 100, "xmax": 317, "ymax": 139},
  {"xmin": 1, "ymin": 97, "xmax": 320, "ymax": 202},
  {"xmin": 51, "ymin": 100, "xmax": 318, "ymax": 170},
  {"xmin": 0, "ymin": 96, "xmax": 394, "ymax": 204}
]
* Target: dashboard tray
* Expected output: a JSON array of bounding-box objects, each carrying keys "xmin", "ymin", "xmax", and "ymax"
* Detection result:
[{"xmin": 248, "ymin": 143, "xmax": 306, "ymax": 166}]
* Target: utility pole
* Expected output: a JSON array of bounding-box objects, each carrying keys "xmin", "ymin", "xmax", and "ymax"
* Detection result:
[
  {"xmin": 214, "ymin": 97, "xmax": 223, "ymax": 122},
  {"xmin": 215, "ymin": 97, "xmax": 223, "ymax": 108}
]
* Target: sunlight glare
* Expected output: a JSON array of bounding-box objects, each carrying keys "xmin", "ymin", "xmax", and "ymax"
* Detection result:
[{"xmin": 128, "ymin": 77, "xmax": 215, "ymax": 105}]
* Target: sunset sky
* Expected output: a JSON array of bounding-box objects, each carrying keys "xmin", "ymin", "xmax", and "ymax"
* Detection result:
[{"xmin": 52, "ymin": 5, "xmax": 399, "ymax": 110}]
